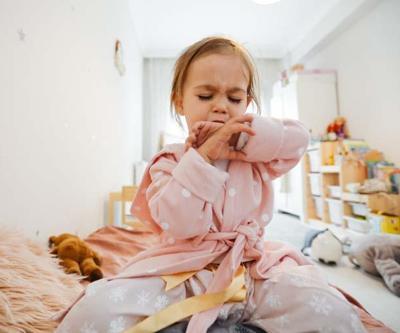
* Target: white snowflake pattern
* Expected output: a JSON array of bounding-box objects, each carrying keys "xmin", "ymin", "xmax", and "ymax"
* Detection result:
[
  {"xmin": 136, "ymin": 290, "xmax": 151, "ymax": 306},
  {"xmin": 266, "ymin": 293, "xmax": 282, "ymax": 309},
  {"xmin": 319, "ymin": 326, "xmax": 334, "ymax": 333},
  {"xmin": 109, "ymin": 287, "xmax": 127, "ymax": 303},
  {"xmin": 80, "ymin": 322, "xmax": 98, "ymax": 333},
  {"xmin": 289, "ymin": 274, "xmax": 308, "ymax": 287},
  {"xmin": 108, "ymin": 316, "xmax": 127, "ymax": 333},
  {"xmin": 154, "ymin": 294, "xmax": 170, "ymax": 311},
  {"xmin": 85, "ymin": 281, "xmax": 104, "ymax": 297},
  {"xmin": 276, "ymin": 314, "xmax": 289, "ymax": 328},
  {"xmin": 308, "ymin": 293, "xmax": 332, "ymax": 316}
]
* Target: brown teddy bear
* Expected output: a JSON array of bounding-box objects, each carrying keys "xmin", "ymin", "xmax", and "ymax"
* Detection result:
[{"xmin": 49, "ymin": 233, "xmax": 103, "ymax": 281}]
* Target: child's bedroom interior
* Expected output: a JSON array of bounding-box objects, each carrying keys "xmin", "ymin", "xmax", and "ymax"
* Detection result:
[{"xmin": 1, "ymin": 0, "xmax": 399, "ymax": 332}]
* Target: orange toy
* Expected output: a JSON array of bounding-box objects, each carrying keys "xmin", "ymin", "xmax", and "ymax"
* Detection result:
[{"xmin": 49, "ymin": 233, "xmax": 103, "ymax": 281}]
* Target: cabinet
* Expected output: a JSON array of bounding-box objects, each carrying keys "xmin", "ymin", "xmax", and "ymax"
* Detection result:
[
  {"xmin": 270, "ymin": 72, "xmax": 338, "ymax": 219},
  {"xmin": 304, "ymin": 141, "xmax": 367, "ymax": 226},
  {"xmin": 304, "ymin": 141, "xmax": 400, "ymax": 236}
]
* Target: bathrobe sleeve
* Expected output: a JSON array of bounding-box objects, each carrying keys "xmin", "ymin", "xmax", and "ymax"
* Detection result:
[
  {"xmin": 132, "ymin": 147, "xmax": 229, "ymax": 240},
  {"xmin": 242, "ymin": 116, "xmax": 310, "ymax": 179}
]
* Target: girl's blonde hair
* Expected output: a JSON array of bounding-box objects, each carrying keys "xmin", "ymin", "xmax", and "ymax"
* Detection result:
[{"xmin": 170, "ymin": 36, "xmax": 261, "ymax": 126}]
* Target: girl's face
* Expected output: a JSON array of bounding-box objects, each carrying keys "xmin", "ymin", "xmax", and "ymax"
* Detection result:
[{"xmin": 176, "ymin": 53, "xmax": 252, "ymax": 130}]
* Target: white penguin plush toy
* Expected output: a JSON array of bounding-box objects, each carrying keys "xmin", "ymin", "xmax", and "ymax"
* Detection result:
[{"xmin": 311, "ymin": 230, "xmax": 343, "ymax": 264}]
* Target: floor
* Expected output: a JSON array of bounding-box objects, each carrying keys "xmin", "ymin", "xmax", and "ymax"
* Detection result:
[{"xmin": 264, "ymin": 212, "xmax": 400, "ymax": 332}]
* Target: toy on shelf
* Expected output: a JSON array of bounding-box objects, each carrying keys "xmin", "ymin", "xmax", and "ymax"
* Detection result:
[{"xmin": 323, "ymin": 116, "xmax": 350, "ymax": 141}]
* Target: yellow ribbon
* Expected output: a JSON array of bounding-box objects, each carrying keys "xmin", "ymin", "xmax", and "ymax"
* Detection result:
[
  {"xmin": 161, "ymin": 270, "xmax": 198, "ymax": 291},
  {"xmin": 123, "ymin": 266, "xmax": 246, "ymax": 333}
]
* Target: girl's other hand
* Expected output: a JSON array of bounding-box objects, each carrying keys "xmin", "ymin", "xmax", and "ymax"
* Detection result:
[
  {"xmin": 185, "ymin": 121, "xmax": 224, "ymax": 151},
  {"xmin": 196, "ymin": 114, "xmax": 255, "ymax": 163}
]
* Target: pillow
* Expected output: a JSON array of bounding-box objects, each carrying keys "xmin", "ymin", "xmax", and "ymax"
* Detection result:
[{"xmin": 0, "ymin": 228, "xmax": 83, "ymax": 333}]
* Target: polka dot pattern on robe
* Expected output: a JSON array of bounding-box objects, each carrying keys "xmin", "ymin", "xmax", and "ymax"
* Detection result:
[
  {"xmin": 262, "ymin": 214, "xmax": 270, "ymax": 222},
  {"xmin": 181, "ymin": 188, "xmax": 191, "ymax": 198},
  {"xmin": 161, "ymin": 222, "xmax": 170, "ymax": 230},
  {"xmin": 262, "ymin": 172, "xmax": 269, "ymax": 181}
]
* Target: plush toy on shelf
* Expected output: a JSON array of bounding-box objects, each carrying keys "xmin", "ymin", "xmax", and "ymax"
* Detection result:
[
  {"xmin": 324, "ymin": 116, "xmax": 350, "ymax": 141},
  {"xmin": 49, "ymin": 233, "xmax": 103, "ymax": 282}
]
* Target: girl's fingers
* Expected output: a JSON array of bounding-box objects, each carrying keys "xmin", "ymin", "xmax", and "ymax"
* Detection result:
[
  {"xmin": 192, "ymin": 121, "xmax": 206, "ymax": 133},
  {"xmin": 229, "ymin": 114, "xmax": 254, "ymax": 125},
  {"xmin": 227, "ymin": 123, "xmax": 255, "ymax": 136},
  {"xmin": 226, "ymin": 150, "xmax": 247, "ymax": 161},
  {"xmin": 185, "ymin": 132, "xmax": 199, "ymax": 150}
]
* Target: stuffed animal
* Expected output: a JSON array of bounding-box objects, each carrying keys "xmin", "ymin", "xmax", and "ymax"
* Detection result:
[
  {"xmin": 302, "ymin": 228, "xmax": 346, "ymax": 265},
  {"xmin": 325, "ymin": 116, "xmax": 350, "ymax": 141},
  {"xmin": 349, "ymin": 235, "xmax": 400, "ymax": 296},
  {"xmin": 49, "ymin": 233, "xmax": 103, "ymax": 281}
]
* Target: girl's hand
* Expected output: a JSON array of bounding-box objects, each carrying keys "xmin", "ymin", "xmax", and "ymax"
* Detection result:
[
  {"xmin": 196, "ymin": 114, "xmax": 255, "ymax": 163},
  {"xmin": 185, "ymin": 121, "xmax": 224, "ymax": 150}
]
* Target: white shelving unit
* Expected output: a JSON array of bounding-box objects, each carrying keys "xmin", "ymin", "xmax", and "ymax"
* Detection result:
[{"xmin": 304, "ymin": 141, "xmax": 400, "ymax": 238}]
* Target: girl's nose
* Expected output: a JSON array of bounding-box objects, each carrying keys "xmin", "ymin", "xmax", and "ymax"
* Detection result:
[{"xmin": 212, "ymin": 99, "xmax": 228, "ymax": 114}]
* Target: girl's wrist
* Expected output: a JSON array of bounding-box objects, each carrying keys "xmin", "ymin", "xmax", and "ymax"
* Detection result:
[{"xmin": 196, "ymin": 147, "xmax": 213, "ymax": 164}]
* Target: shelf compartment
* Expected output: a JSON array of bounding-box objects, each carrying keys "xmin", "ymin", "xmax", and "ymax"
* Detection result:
[
  {"xmin": 344, "ymin": 215, "xmax": 371, "ymax": 233},
  {"xmin": 321, "ymin": 165, "xmax": 340, "ymax": 173},
  {"xmin": 342, "ymin": 192, "xmax": 369, "ymax": 203}
]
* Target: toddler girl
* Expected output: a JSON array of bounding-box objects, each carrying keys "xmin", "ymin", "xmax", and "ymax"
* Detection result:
[{"xmin": 56, "ymin": 36, "xmax": 366, "ymax": 333}]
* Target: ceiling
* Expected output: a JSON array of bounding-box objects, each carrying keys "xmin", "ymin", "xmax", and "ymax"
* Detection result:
[{"xmin": 128, "ymin": 0, "xmax": 348, "ymax": 59}]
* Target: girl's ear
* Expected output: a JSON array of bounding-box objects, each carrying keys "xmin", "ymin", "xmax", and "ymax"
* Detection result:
[
  {"xmin": 246, "ymin": 95, "xmax": 253, "ymax": 107},
  {"xmin": 175, "ymin": 97, "xmax": 184, "ymax": 115}
]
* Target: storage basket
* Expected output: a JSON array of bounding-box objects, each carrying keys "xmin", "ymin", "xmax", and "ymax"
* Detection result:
[
  {"xmin": 344, "ymin": 216, "xmax": 371, "ymax": 233},
  {"xmin": 349, "ymin": 202, "xmax": 369, "ymax": 217},
  {"xmin": 313, "ymin": 196, "xmax": 323, "ymax": 219},
  {"xmin": 328, "ymin": 185, "xmax": 341, "ymax": 199},
  {"xmin": 326, "ymin": 198, "xmax": 343, "ymax": 225},
  {"xmin": 308, "ymin": 173, "xmax": 322, "ymax": 196},
  {"xmin": 308, "ymin": 149, "xmax": 321, "ymax": 172}
]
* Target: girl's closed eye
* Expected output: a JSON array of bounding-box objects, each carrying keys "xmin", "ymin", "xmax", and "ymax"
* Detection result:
[
  {"xmin": 198, "ymin": 95, "xmax": 212, "ymax": 101},
  {"xmin": 197, "ymin": 95, "xmax": 242, "ymax": 104},
  {"xmin": 229, "ymin": 97, "xmax": 242, "ymax": 104}
]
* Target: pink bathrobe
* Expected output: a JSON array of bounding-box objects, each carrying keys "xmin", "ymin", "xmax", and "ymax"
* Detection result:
[{"xmin": 56, "ymin": 116, "xmax": 366, "ymax": 333}]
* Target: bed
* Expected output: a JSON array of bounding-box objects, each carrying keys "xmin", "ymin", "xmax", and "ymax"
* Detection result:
[{"xmin": 0, "ymin": 223, "xmax": 395, "ymax": 332}]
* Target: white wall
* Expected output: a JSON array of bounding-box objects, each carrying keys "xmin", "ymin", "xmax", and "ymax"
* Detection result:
[
  {"xmin": 0, "ymin": 0, "xmax": 143, "ymax": 242},
  {"xmin": 254, "ymin": 59, "xmax": 282, "ymax": 116},
  {"xmin": 302, "ymin": 0, "xmax": 400, "ymax": 165}
]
